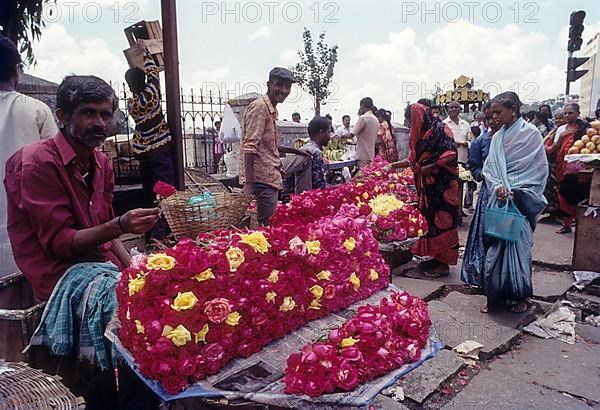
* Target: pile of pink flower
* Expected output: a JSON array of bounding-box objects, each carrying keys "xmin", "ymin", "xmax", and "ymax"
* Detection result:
[
  {"xmin": 116, "ymin": 204, "xmax": 390, "ymax": 394},
  {"xmin": 284, "ymin": 291, "xmax": 431, "ymax": 397},
  {"xmin": 271, "ymin": 157, "xmax": 427, "ymax": 243}
]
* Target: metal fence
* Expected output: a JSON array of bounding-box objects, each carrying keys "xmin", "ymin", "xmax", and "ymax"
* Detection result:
[{"xmin": 107, "ymin": 85, "xmax": 231, "ymax": 184}]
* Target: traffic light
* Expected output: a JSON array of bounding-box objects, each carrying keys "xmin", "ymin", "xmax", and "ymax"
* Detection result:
[
  {"xmin": 568, "ymin": 10, "xmax": 586, "ymax": 52},
  {"xmin": 567, "ymin": 56, "xmax": 589, "ymax": 82}
]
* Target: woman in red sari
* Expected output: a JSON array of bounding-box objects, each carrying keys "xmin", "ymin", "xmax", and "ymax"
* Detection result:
[
  {"xmin": 385, "ymin": 103, "xmax": 460, "ymax": 277},
  {"xmin": 376, "ymin": 109, "xmax": 398, "ymax": 162},
  {"xmin": 547, "ymin": 103, "xmax": 590, "ymax": 234}
]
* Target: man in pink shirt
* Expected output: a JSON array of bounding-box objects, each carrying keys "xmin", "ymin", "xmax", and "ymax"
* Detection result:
[{"xmin": 4, "ymin": 75, "xmax": 159, "ymax": 371}]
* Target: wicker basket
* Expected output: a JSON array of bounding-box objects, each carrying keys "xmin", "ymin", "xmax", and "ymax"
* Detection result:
[{"xmin": 160, "ymin": 191, "xmax": 253, "ymax": 238}]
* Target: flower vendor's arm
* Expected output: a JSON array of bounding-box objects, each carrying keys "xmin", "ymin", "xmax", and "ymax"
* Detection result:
[
  {"xmin": 111, "ymin": 238, "xmax": 132, "ymax": 267},
  {"xmin": 240, "ymin": 102, "xmax": 265, "ymax": 192}
]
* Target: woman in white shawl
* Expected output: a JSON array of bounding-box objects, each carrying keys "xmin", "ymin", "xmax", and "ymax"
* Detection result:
[{"xmin": 481, "ymin": 92, "xmax": 548, "ymax": 313}]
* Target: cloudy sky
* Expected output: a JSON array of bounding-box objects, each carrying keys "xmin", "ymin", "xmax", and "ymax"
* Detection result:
[{"xmin": 26, "ymin": 0, "xmax": 600, "ymax": 123}]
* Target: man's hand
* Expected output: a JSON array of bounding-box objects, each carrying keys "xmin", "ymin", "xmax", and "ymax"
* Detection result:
[
  {"xmin": 242, "ymin": 183, "xmax": 254, "ymax": 195},
  {"xmin": 119, "ymin": 208, "xmax": 161, "ymax": 234}
]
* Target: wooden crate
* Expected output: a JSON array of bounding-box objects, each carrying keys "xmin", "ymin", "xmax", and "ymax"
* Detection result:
[
  {"xmin": 0, "ymin": 272, "xmax": 45, "ymax": 363},
  {"xmin": 589, "ymin": 169, "xmax": 600, "ymax": 206},
  {"xmin": 572, "ymin": 204, "xmax": 600, "ymax": 271},
  {"xmin": 123, "ymin": 20, "xmax": 164, "ymax": 71}
]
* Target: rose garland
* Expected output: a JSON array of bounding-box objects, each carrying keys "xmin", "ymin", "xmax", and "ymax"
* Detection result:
[{"xmin": 284, "ymin": 291, "xmax": 431, "ymax": 397}]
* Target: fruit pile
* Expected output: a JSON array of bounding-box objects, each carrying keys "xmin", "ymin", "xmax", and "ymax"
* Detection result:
[
  {"xmin": 568, "ymin": 121, "xmax": 600, "ymax": 154},
  {"xmin": 324, "ymin": 137, "xmax": 351, "ymax": 162}
]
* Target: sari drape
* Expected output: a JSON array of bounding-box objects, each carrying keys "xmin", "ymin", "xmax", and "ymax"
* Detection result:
[
  {"xmin": 482, "ymin": 118, "xmax": 548, "ymax": 307},
  {"xmin": 409, "ymin": 103, "xmax": 460, "ymax": 265}
]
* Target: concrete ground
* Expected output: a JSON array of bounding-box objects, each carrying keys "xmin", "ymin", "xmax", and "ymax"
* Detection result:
[{"xmin": 379, "ymin": 214, "xmax": 600, "ymax": 409}]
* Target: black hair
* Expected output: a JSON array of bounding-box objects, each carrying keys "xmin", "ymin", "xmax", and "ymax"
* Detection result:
[
  {"xmin": 0, "ymin": 35, "xmax": 21, "ymax": 82},
  {"xmin": 595, "ymin": 108, "xmax": 600, "ymax": 119},
  {"xmin": 325, "ymin": 113, "xmax": 333, "ymax": 120},
  {"xmin": 308, "ymin": 116, "xmax": 331, "ymax": 137},
  {"xmin": 491, "ymin": 91, "xmax": 522, "ymax": 115},
  {"xmin": 214, "ymin": 120, "xmax": 221, "ymax": 126},
  {"xmin": 534, "ymin": 111, "xmax": 550, "ymax": 129},
  {"xmin": 292, "ymin": 112, "xmax": 300, "ymax": 118},
  {"xmin": 471, "ymin": 125, "xmax": 481, "ymax": 138},
  {"xmin": 125, "ymin": 67, "xmax": 146, "ymax": 94},
  {"xmin": 376, "ymin": 108, "xmax": 394, "ymax": 136},
  {"xmin": 342, "ymin": 115, "xmax": 350, "ymax": 121},
  {"xmin": 360, "ymin": 97, "xmax": 374, "ymax": 109},
  {"xmin": 417, "ymin": 98, "xmax": 432, "ymax": 108},
  {"xmin": 565, "ymin": 102, "xmax": 580, "ymax": 113},
  {"xmin": 431, "ymin": 104, "xmax": 441, "ymax": 110},
  {"xmin": 482, "ymin": 101, "xmax": 492, "ymax": 111},
  {"xmin": 56, "ymin": 75, "xmax": 117, "ymax": 116},
  {"xmin": 524, "ymin": 110, "xmax": 536, "ymax": 121},
  {"xmin": 538, "ymin": 104, "xmax": 553, "ymax": 118}
]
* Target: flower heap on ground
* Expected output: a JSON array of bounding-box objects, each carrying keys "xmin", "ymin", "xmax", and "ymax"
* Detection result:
[
  {"xmin": 284, "ymin": 290, "xmax": 431, "ymax": 397},
  {"xmin": 271, "ymin": 156, "xmax": 428, "ymax": 243},
  {"xmin": 116, "ymin": 204, "xmax": 390, "ymax": 394}
]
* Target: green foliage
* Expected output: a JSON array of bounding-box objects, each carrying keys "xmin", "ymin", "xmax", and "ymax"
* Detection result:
[
  {"xmin": 0, "ymin": 0, "xmax": 54, "ymax": 65},
  {"xmin": 291, "ymin": 28, "xmax": 338, "ymax": 116}
]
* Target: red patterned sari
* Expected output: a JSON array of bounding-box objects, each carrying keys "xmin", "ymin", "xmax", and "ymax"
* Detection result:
[{"xmin": 409, "ymin": 103, "xmax": 460, "ymax": 265}]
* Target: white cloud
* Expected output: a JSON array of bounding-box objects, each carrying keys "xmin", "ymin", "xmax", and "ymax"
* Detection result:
[
  {"xmin": 248, "ymin": 26, "xmax": 273, "ymax": 42},
  {"xmin": 27, "ymin": 24, "xmax": 129, "ymax": 86},
  {"xmin": 279, "ymin": 48, "xmax": 298, "ymax": 66}
]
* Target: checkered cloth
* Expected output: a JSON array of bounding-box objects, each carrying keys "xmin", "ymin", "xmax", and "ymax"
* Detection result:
[{"xmin": 26, "ymin": 262, "xmax": 121, "ymax": 370}]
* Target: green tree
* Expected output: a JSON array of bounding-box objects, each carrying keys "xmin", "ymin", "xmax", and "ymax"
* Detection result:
[
  {"xmin": 0, "ymin": 0, "xmax": 54, "ymax": 64},
  {"xmin": 291, "ymin": 28, "xmax": 338, "ymax": 117}
]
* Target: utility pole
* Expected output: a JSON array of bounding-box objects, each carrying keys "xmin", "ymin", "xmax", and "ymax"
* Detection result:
[{"xmin": 161, "ymin": 0, "xmax": 185, "ymax": 190}]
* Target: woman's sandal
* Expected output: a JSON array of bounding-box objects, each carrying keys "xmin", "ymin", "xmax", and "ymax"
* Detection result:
[{"xmin": 556, "ymin": 225, "xmax": 572, "ymax": 234}]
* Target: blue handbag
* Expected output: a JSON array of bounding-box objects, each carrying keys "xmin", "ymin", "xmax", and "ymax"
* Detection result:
[{"xmin": 484, "ymin": 197, "xmax": 526, "ymax": 242}]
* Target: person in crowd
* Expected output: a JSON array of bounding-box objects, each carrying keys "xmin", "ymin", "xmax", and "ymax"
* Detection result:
[
  {"xmin": 334, "ymin": 114, "xmax": 353, "ymax": 138},
  {"xmin": 539, "ymin": 104, "xmax": 555, "ymax": 129},
  {"xmin": 542, "ymin": 109, "xmax": 565, "ymax": 219},
  {"xmin": 471, "ymin": 111, "xmax": 486, "ymax": 134},
  {"xmin": 461, "ymin": 101, "xmax": 501, "ymax": 287},
  {"xmin": 431, "ymin": 104, "xmax": 441, "ymax": 118},
  {"xmin": 375, "ymin": 108, "xmax": 398, "ymax": 162},
  {"xmin": 547, "ymin": 103, "xmax": 591, "ymax": 234},
  {"xmin": 444, "ymin": 101, "xmax": 473, "ymax": 211},
  {"xmin": 532, "ymin": 111, "xmax": 550, "ymax": 137},
  {"xmin": 0, "ymin": 35, "xmax": 58, "ymax": 276},
  {"xmin": 300, "ymin": 116, "xmax": 332, "ymax": 189},
  {"xmin": 240, "ymin": 67, "xmax": 312, "ymax": 225},
  {"xmin": 384, "ymin": 103, "xmax": 459, "ymax": 278},
  {"xmin": 292, "ymin": 112, "xmax": 301, "ymax": 123},
  {"xmin": 481, "ymin": 91, "xmax": 548, "ymax": 313},
  {"xmin": 4, "ymin": 75, "xmax": 160, "ymax": 369},
  {"xmin": 125, "ymin": 41, "xmax": 174, "ymax": 241},
  {"xmin": 350, "ymin": 97, "xmax": 380, "ymax": 169},
  {"xmin": 324, "ymin": 113, "xmax": 335, "ymax": 133},
  {"xmin": 213, "ymin": 120, "xmax": 223, "ymax": 174}
]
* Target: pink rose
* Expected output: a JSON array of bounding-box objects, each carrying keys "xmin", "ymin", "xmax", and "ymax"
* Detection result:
[
  {"xmin": 336, "ymin": 363, "xmax": 359, "ymax": 391},
  {"xmin": 153, "ymin": 181, "xmax": 177, "ymax": 198},
  {"xmin": 204, "ymin": 298, "xmax": 232, "ymax": 324},
  {"xmin": 204, "ymin": 343, "xmax": 225, "ymax": 362}
]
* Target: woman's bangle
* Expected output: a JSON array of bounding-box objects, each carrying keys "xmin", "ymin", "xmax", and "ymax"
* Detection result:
[{"xmin": 117, "ymin": 215, "xmax": 126, "ymax": 233}]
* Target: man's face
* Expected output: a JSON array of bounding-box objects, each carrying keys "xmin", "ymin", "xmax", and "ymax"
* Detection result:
[
  {"xmin": 292, "ymin": 114, "xmax": 301, "ymax": 123},
  {"xmin": 343, "ymin": 117, "xmax": 351, "ymax": 128},
  {"xmin": 431, "ymin": 108, "xmax": 440, "ymax": 118},
  {"xmin": 563, "ymin": 106, "xmax": 579, "ymax": 124},
  {"xmin": 321, "ymin": 128, "xmax": 333, "ymax": 147},
  {"xmin": 62, "ymin": 101, "xmax": 115, "ymax": 148},
  {"xmin": 540, "ymin": 106, "xmax": 550, "ymax": 116},
  {"xmin": 485, "ymin": 108, "xmax": 501, "ymax": 131},
  {"xmin": 447, "ymin": 103, "xmax": 461, "ymax": 118},
  {"xmin": 267, "ymin": 77, "xmax": 292, "ymax": 104}
]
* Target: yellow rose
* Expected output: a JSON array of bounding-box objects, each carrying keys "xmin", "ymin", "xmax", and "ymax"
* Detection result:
[
  {"xmin": 225, "ymin": 311, "xmax": 241, "ymax": 326},
  {"xmin": 310, "ymin": 285, "xmax": 324, "ymax": 300},
  {"xmin": 193, "ymin": 268, "xmax": 215, "ymax": 282},
  {"xmin": 164, "ymin": 324, "xmax": 191, "ymax": 347},
  {"xmin": 265, "ymin": 291, "xmax": 277, "ymax": 303},
  {"xmin": 343, "ymin": 237, "xmax": 356, "ymax": 252},
  {"xmin": 128, "ymin": 275, "xmax": 145, "ymax": 296},
  {"xmin": 226, "ymin": 247, "xmax": 245, "ymax": 271},
  {"xmin": 146, "ymin": 253, "xmax": 176, "ymax": 271},
  {"xmin": 340, "ymin": 337, "xmax": 358, "ymax": 348},
  {"xmin": 279, "ymin": 296, "xmax": 296, "ymax": 312},
  {"xmin": 195, "ymin": 323, "xmax": 209, "ymax": 344},
  {"xmin": 409, "ymin": 217, "xmax": 418, "ymax": 223},
  {"xmin": 305, "ymin": 240, "xmax": 321, "ymax": 255},
  {"xmin": 267, "ymin": 270, "xmax": 279, "ymax": 283},
  {"xmin": 135, "ymin": 320, "xmax": 144, "ymax": 334},
  {"xmin": 369, "ymin": 194, "xmax": 404, "ymax": 217},
  {"xmin": 418, "ymin": 229, "xmax": 425, "ymax": 237},
  {"xmin": 369, "ymin": 269, "xmax": 379, "ymax": 281},
  {"xmin": 171, "ymin": 291, "xmax": 198, "ymax": 311},
  {"xmin": 349, "ymin": 272, "xmax": 361, "ymax": 291},
  {"xmin": 364, "ymin": 251, "xmax": 372, "ymax": 257},
  {"xmin": 362, "ymin": 192, "xmax": 369, "ymax": 199},
  {"xmin": 374, "ymin": 186, "xmax": 380, "ymax": 193},
  {"xmin": 238, "ymin": 231, "xmax": 271, "ymax": 254},
  {"xmin": 309, "ymin": 299, "xmax": 321, "ymax": 310},
  {"xmin": 316, "ymin": 270, "xmax": 332, "ymax": 281}
]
